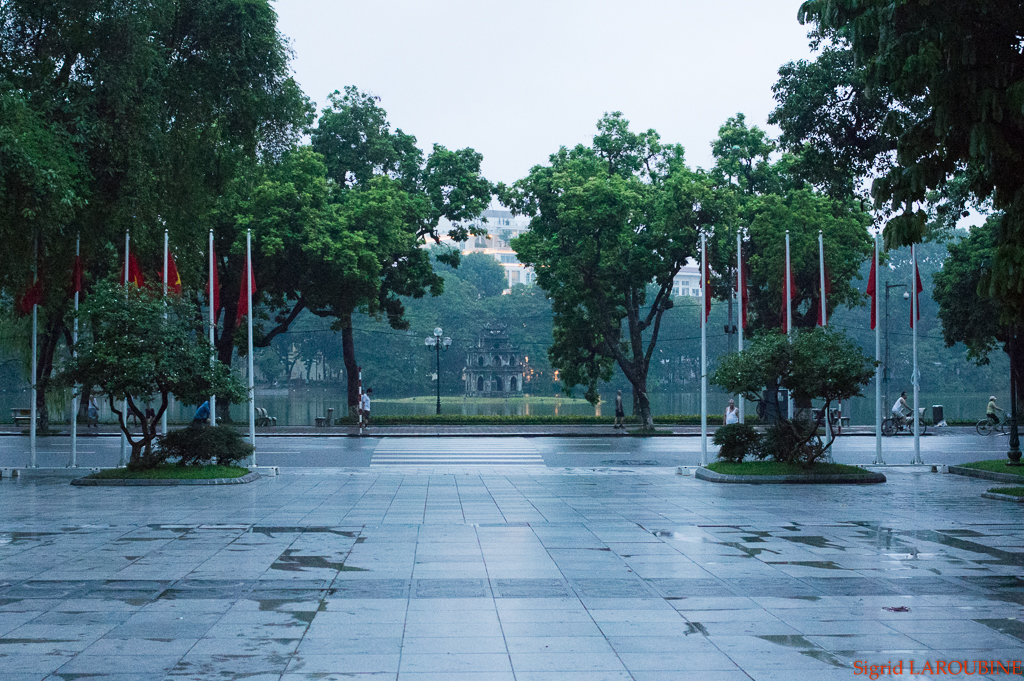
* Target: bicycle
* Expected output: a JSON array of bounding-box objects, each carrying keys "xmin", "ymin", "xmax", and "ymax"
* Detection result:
[
  {"xmin": 977, "ymin": 416, "xmax": 1017, "ymax": 436},
  {"xmin": 882, "ymin": 413, "xmax": 929, "ymax": 437}
]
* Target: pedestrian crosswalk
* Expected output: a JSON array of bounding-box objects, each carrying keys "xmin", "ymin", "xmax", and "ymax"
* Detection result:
[{"xmin": 370, "ymin": 437, "xmax": 545, "ymax": 466}]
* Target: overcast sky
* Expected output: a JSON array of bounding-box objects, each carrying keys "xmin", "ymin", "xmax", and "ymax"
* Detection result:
[{"xmin": 274, "ymin": 1, "xmax": 815, "ymax": 186}]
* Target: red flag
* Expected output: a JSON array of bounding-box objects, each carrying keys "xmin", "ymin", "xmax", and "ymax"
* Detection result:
[
  {"xmin": 166, "ymin": 252, "xmax": 182, "ymax": 295},
  {"xmin": 207, "ymin": 246, "xmax": 220, "ymax": 320},
  {"xmin": 235, "ymin": 254, "xmax": 256, "ymax": 326},
  {"xmin": 71, "ymin": 255, "xmax": 83, "ymax": 296},
  {"xmin": 17, "ymin": 277, "xmax": 44, "ymax": 316},
  {"xmin": 910, "ymin": 253, "xmax": 923, "ymax": 329},
  {"xmin": 866, "ymin": 252, "xmax": 877, "ymax": 330},
  {"xmin": 816, "ymin": 263, "xmax": 832, "ymax": 327},
  {"xmin": 703, "ymin": 256, "xmax": 712, "ymax": 321},
  {"xmin": 780, "ymin": 264, "xmax": 797, "ymax": 332},
  {"xmin": 126, "ymin": 252, "xmax": 145, "ymax": 287}
]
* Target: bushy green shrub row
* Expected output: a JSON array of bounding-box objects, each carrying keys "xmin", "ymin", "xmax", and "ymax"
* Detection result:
[
  {"xmin": 713, "ymin": 422, "xmax": 829, "ymax": 468},
  {"xmin": 333, "ymin": 414, "xmax": 759, "ymax": 426},
  {"xmin": 139, "ymin": 425, "xmax": 253, "ymax": 470}
]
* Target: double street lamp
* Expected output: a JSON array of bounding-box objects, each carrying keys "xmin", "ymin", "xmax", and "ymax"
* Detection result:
[{"xmin": 424, "ymin": 327, "xmax": 452, "ymax": 415}]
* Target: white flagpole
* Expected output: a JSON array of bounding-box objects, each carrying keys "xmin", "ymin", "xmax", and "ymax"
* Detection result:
[
  {"xmin": 873, "ymin": 236, "xmax": 884, "ymax": 464},
  {"xmin": 736, "ymin": 231, "xmax": 744, "ymax": 424},
  {"xmin": 70, "ymin": 234, "xmax": 79, "ymax": 467},
  {"xmin": 700, "ymin": 233, "xmax": 708, "ymax": 467},
  {"xmin": 29, "ymin": 237, "xmax": 38, "ymax": 467},
  {"xmin": 785, "ymin": 230, "xmax": 794, "ymax": 421},
  {"xmin": 819, "ymin": 230, "xmax": 826, "ymax": 327},
  {"xmin": 162, "ymin": 229, "xmax": 168, "ymax": 437},
  {"xmin": 247, "ymin": 229, "xmax": 256, "ymax": 464},
  {"xmin": 208, "ymin": 229, "xmax": 216, "ymax": 427},
  {"xmin": 912, "ymin": 244, "xmax": 922, "ymax": 464},
  {"xmin": 119, "ymin": 230, "xmax": 128, "ymax": 467}
]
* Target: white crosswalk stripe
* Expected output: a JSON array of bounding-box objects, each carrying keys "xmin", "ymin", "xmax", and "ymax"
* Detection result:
[{"xmin": 371, "ymin": 437, "xmax": 544, "ymax": 466}]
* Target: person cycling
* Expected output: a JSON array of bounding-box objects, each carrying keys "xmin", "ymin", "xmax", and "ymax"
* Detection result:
[
  {"xmin": 986, "ymin": 396, "xmax": 1004, "ymax": 425},
  {"xmin": 891, "ymin": 391, "xmax": 910, "ymax": 427}
]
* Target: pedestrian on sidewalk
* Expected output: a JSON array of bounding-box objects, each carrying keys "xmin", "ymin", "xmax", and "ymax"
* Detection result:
[
  {"xmin": 361, "ymin": 389, "xmax": 373, "ymax": 427},
  {"xmin": 724, "ymin": 399, "xmax": 739, "ymax": 426},
  {"xmin": 614, "ymin": 390, "xmax": 626, "ymax": 430},
  {"xmin": 87, "ymin": 396, "xmax": 99, "ymax": 428}
]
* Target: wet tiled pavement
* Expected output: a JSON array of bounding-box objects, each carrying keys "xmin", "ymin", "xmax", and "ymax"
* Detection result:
[{"xmin": 0, "ymin": 466, "xmax": 1022, "ymax": 680}]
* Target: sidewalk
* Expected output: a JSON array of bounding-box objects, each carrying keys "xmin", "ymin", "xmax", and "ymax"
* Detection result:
[
  {"xmin": 0, "ymin": 464, "xmax": 1020, "ymax": 679},
  {"xmin": 0, "ymin": 423, "xmax": 964, "ymax": 437}
]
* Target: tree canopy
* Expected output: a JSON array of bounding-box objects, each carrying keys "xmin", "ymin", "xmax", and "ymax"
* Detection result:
[{"xmin": 500, "ymin": 112, "xmax": 731, "ymax": 428}]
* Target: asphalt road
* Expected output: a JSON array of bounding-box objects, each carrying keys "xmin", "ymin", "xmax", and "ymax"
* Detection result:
[{"xmin": 0, "ymin": 431, "xmax": 1013, "ymax": 469}]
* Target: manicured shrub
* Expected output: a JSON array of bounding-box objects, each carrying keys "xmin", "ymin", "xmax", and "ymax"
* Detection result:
[
  {"xmin": 156, "ymin": 425, "xmax": 254, "ymax": 467},
  {"xmin": 712, "ymin": 424, "xmax": 762, "ymax": 463}
]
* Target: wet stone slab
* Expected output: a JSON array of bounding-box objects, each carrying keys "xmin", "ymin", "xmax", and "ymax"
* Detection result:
[{"xmin": 0, "ymin": 466, "xmax": 1022, "ymax": 677}]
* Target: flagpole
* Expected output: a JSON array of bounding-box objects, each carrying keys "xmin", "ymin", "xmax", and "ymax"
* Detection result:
[
  {"xmin": 70, "ymin": 234, "xmax": 79, "ymax": 468},
  {"xmin": 785, "ymin": 230, "xmax": 793, "ymax": 421},
  {"xmin": 246, "ymin": 229, "xmax": 256, "ymax": 464},
  {"xmin": 208, "ymin": 229, "xmax": 216, "ymax": 428},
  {"xmin": 911, "ymin": 244, "xmax": 922, "ymax": 464},
  {"xmin": 119, "ymin": 230, "xmax": 128, "ymax": 467},
  {"xmin": 29, "ymin": 237, "xmax": 38, "ymax": 468},
  {"xmin": 162, "ymin": 229, "xmax": 168, "ymax": 437},
  {"xmin": 736, "ymin": 231, "xmax": 744, "ymax": 424},
  {"xmin": 700, "ymin": 233, "xmax": 708, "ymax": 467},
  {"xmin": 873, "ymin": 236, "xmax": 884, "ymax": 465},
  {"xmin": 819, "ymin": 231, "xmax": 826, "ymax": 327}
]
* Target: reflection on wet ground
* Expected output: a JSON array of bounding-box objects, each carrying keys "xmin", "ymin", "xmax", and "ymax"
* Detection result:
[{"xmin": 0, "ymin": 467, "xmax": 1021, "ymax": 679}]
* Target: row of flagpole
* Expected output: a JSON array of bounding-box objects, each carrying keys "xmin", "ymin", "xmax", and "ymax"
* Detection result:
[
  {"xmin": 699, "ymin": 230, "xmax": 923, "ymax": 466},
  {"xmin": 24, "ymin": 228, "xmax": 258, "ymax": 468}
]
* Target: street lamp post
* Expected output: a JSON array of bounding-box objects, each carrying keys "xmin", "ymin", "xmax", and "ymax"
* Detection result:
[
  {"xmin": 424, "ymin": 327, "xmax": 452, "ymax": 415},
  {"xmin": 1009, "ymin": 329, "xmax": 1021, "ymax": 465},
  {"xmin": 884, "ymin": 283, "xmax": 910, "ymax": 413}
]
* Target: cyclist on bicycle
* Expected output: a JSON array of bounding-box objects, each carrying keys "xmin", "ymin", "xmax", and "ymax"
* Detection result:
[
  {"xmin": 986, "ymin": 395, "xmax": 1003, "ymax": 425},
  {"xmin": 891, "ymin": 391, "xmax": 910, "ymax": 427}
]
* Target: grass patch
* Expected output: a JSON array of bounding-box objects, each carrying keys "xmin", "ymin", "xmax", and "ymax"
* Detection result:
[
  {"xmin": 988, "ymin": 487, "xmax": 1024, "ymax": 497},
  {"xmin": 706, "ymin": 461, "xmax": 871, "ymax": 476},
  {"xmin": 83, "ymin": 465, "xmax": 250, "ymax": 480},
  {"xmin": 957, "ymin": 460, "xmax": 1024, "ymax": 477}
]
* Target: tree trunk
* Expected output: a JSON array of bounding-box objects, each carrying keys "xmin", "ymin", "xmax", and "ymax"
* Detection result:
[
  {"xmin": 34, "ymin": 315, "xmax": 66, "ymax": 431},
  {"xmin": 633, "ymin": 375, "xmax": 653, "ymax": 430},
  {"xmin": 340, "ymin": 310, "xmax": 360, "ymax": 416}
]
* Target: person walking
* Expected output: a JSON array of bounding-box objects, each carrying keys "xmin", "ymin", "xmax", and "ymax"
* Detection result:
[
  {"xmin": 361, "ymin": 388, "xmax": 373, "ymax": 428},
  {"xmin": 724, "ymin": 399, "xmax": 739, "ymax": 426},
  {"xmin": 614, "ymin": 390, "xmax": 626, "ymax": 430},
  {"xmin": 193, "ymin": 400, "xmax": 210, "ymax": 426},
  {"xmin": 87, "ymin": 396, "xmax": 99, "ymax": 428},
  {"xmin": 987, "ymin": 395, "xmax": 1004, "ymax": 425}
]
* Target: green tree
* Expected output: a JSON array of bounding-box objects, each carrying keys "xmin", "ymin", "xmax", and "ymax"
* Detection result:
[
  {"xmin": 433, "ymin": 250, "xmax": 508, "ymax": 298},
  {"xmin": 310, "ymin": 87, "xmax": 492, "ymax": 414},
  {"xmin": 58, "ymin": 281, "xmax": 243, "ymax": 468},
  {"xmin": 500, "ymin": 112, "xmax": 731, "ymax": 429},
  {"xmin": 712, "ymin": 328, "xmax": 877, "ymax": 464}
]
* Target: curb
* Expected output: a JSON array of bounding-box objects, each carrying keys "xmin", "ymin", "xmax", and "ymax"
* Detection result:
[
  {"xmin": 70, "ymin": 472, "xmax": 262, "ymax": 487},
  {"xmin": 694, "ymin": 468, "xmax": 886, "ymax": 485},
  {"xmin": 947, "ymin": 465, "xmax": 1024, "ymax": 484},
  {"xmin": 981, "ymin": 491, "xmax": 1024, "ymax": 503}
]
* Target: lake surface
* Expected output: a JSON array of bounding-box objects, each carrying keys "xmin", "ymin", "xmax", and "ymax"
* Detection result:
[{"xmin": 0, "ymin": 386, "xmax": 1008, "ymax": 426}]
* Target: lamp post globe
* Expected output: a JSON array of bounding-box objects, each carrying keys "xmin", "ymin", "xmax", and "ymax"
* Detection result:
[{"xmin": 425, "ymin": 327, "xmax": 450, "ymax": 415}]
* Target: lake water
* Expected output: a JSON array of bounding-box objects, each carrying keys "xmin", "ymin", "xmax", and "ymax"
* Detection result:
[{"xmin": 0, "ymin": 386, "xmax": 1008, "ymax": 426}]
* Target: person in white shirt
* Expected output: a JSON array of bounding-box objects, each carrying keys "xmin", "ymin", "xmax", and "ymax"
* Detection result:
[
  {"xmin": 724, "ymin": 399, "xmax": 739, "ymax": 425},
  {"xmin": 891, "ymin": 391, "xmax": 910, "ymax": 426},
  {"xmin": 360, "ymin": 388, "xmax": 372, "ymax": 427}
]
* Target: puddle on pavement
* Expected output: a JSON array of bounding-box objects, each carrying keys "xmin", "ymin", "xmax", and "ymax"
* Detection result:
[
  {"xmin": 684, "ymin": 622, "xmax": 708, "ymax": 636},
  {"xmin": 758, "ymin": 635, "xmax": 849, "ymax": 668},
  {"xmin": 780, "ymin": 536, "xmax": 846, "ymax": 551},
  {"xmin": 765, "ymin": 561, "xmax": 845, "ymax": 570},
  {"xmin": 714, "ymin": 541, "xmax": 779, "ymax": 558},
  {"xmin": 252, "ymin": 527, "xmax": 360, "ymax": 538},
  {"xmin": 976, "ymin": 618, "xmax": 1024, "ymax": 641},
  {"xmin": 270, "ymin": 550, "xmax": 367, "ymax": 573}
]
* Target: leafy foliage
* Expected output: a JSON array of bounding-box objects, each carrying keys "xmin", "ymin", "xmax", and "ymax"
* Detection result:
[
  {"xmin": 500, "ymin": 112, "xmax": 731, "ymax": 429},
  {"xmin": 58, "ymin": 281, "xmax": 244, "ymax": 468},
  {"xmin": 712, "ymin": 423, "xmax": 762, "ymax": 463},
  {"xmin": 712, "ymin": 328, "xmax": 876, "ymax": 465},
  {"xmin": 156, "ymin": 425, "xmax": 254, "ymax": 468}
]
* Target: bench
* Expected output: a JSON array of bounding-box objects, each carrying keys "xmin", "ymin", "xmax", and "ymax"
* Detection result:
[
  {"xmin": 315, "ymin": 408, "xmax": 335, "ymax": 428},
  {"xmin": 11, "ymin": 408, "xmax": 36, "ymax": 427},
  {"xmin": 255, "ymin": 407, "xmax": 277, "ymax": 427}
]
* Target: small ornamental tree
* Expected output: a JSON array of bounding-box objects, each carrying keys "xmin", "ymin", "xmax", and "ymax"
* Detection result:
[
  {"xmin": 59, "ymin": 281, "xmax": 244, "ymax": 469},
  {"xmin": 712, "ymin": 328, "xmax": 876, "ymax": 466}
]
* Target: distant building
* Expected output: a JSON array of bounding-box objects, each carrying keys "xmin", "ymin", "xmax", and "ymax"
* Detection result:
[
  {"xmin": 464, "ymin": 323, "xmax": 525, "ymax": 396},
  {"xmin": 440, "ymin": 209, "xmax": 535, "ymax": 289},
  {"xmin": 672, "ymin": 260, "xmax": 702, "ymax": 298}
]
